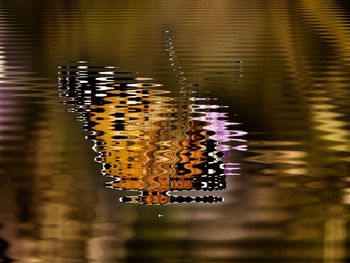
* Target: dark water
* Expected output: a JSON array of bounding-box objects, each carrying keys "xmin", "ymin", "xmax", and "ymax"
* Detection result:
[{"xmin": 1, "ymin": 0, "xmax": 350, "ymax": 262}]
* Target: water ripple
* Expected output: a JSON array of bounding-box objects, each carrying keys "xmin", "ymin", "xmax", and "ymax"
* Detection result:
[
  {"xmin": 59, "ymin": 62, "xmax": 246, "ymax": 205},
  {"xmin": 0, "ymin": 0, "xmax": 350, "ymax": 262}
]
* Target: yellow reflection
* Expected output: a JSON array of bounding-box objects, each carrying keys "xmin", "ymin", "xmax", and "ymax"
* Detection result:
[
  {"xmin": 300, "ymin": 0, "xmax": 350, "ymax": 56},
  {"xmin": 270, "ymin": 0, "xmax": 350, "ymax": 156}
]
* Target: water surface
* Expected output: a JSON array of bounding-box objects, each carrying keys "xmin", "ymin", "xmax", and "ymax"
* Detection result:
[{"xmin": 0, "ymin": 0, "xmax": 350, "ymax": 262}]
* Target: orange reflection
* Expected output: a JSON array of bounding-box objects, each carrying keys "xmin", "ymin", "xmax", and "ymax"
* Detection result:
[{"xmin": 59, "ymin": 63, "xmax": 246, "ymax": 204}]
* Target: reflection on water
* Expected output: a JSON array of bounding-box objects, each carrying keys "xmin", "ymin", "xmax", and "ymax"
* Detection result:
[
  {"xmin": 1, "ymin": 0, "xmax": 350, "ymax": 261},
  {"xmin": 58, "ymin": 62, "xmax": 246, "ymax": 204}
]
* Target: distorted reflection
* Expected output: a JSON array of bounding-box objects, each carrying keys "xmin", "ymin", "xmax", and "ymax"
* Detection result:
[{"xmin": 58, "ymin": 62, "xmax": 246, "ymax": 205}]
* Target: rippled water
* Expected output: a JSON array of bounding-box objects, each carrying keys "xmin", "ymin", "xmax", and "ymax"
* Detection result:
[
  {"xmin": 58, "ymin": 62, "xmax": 246, "ymax": 205},
  {"xmin": 1, "ymin": 0, "xmax": 350, "ymax": 262}
]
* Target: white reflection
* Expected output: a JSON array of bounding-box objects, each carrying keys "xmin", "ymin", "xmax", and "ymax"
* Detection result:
[{"xmin": 0, "ymin": 43, "xmax": 4, "ymax": 81}]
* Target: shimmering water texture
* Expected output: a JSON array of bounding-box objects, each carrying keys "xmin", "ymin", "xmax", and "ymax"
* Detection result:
[
  {"xmin": 58, "ymin": 62, "xmax": 246, "ymax": 205},
  {"xmin": 1, "ymin": 0, "xmax": 350, "ymax": 262}
]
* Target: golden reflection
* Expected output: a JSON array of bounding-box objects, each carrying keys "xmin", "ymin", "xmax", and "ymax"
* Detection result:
[
  {"xmin": 270, "ymin": 0, "xmax": 350, "ymax": 159},
  {"xmin": 59, "ymin": 62, "xmax": 246, "ymax": 205},
  {"xmin": 247, "ymin": 149, "xmax": 307, "ymax": 165},
  {"xmin": 300, "ymin": 0, "xmax": 350, "ymax": 56}
]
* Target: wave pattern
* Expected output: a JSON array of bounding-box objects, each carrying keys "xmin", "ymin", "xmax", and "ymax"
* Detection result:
[
  {"xmin": 1, "ymin": 0, "xmax": 350, "ymax": 262},
  {"xmin": 58, "ymin": 62, "xmax": 246, "ymax": 205}
]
